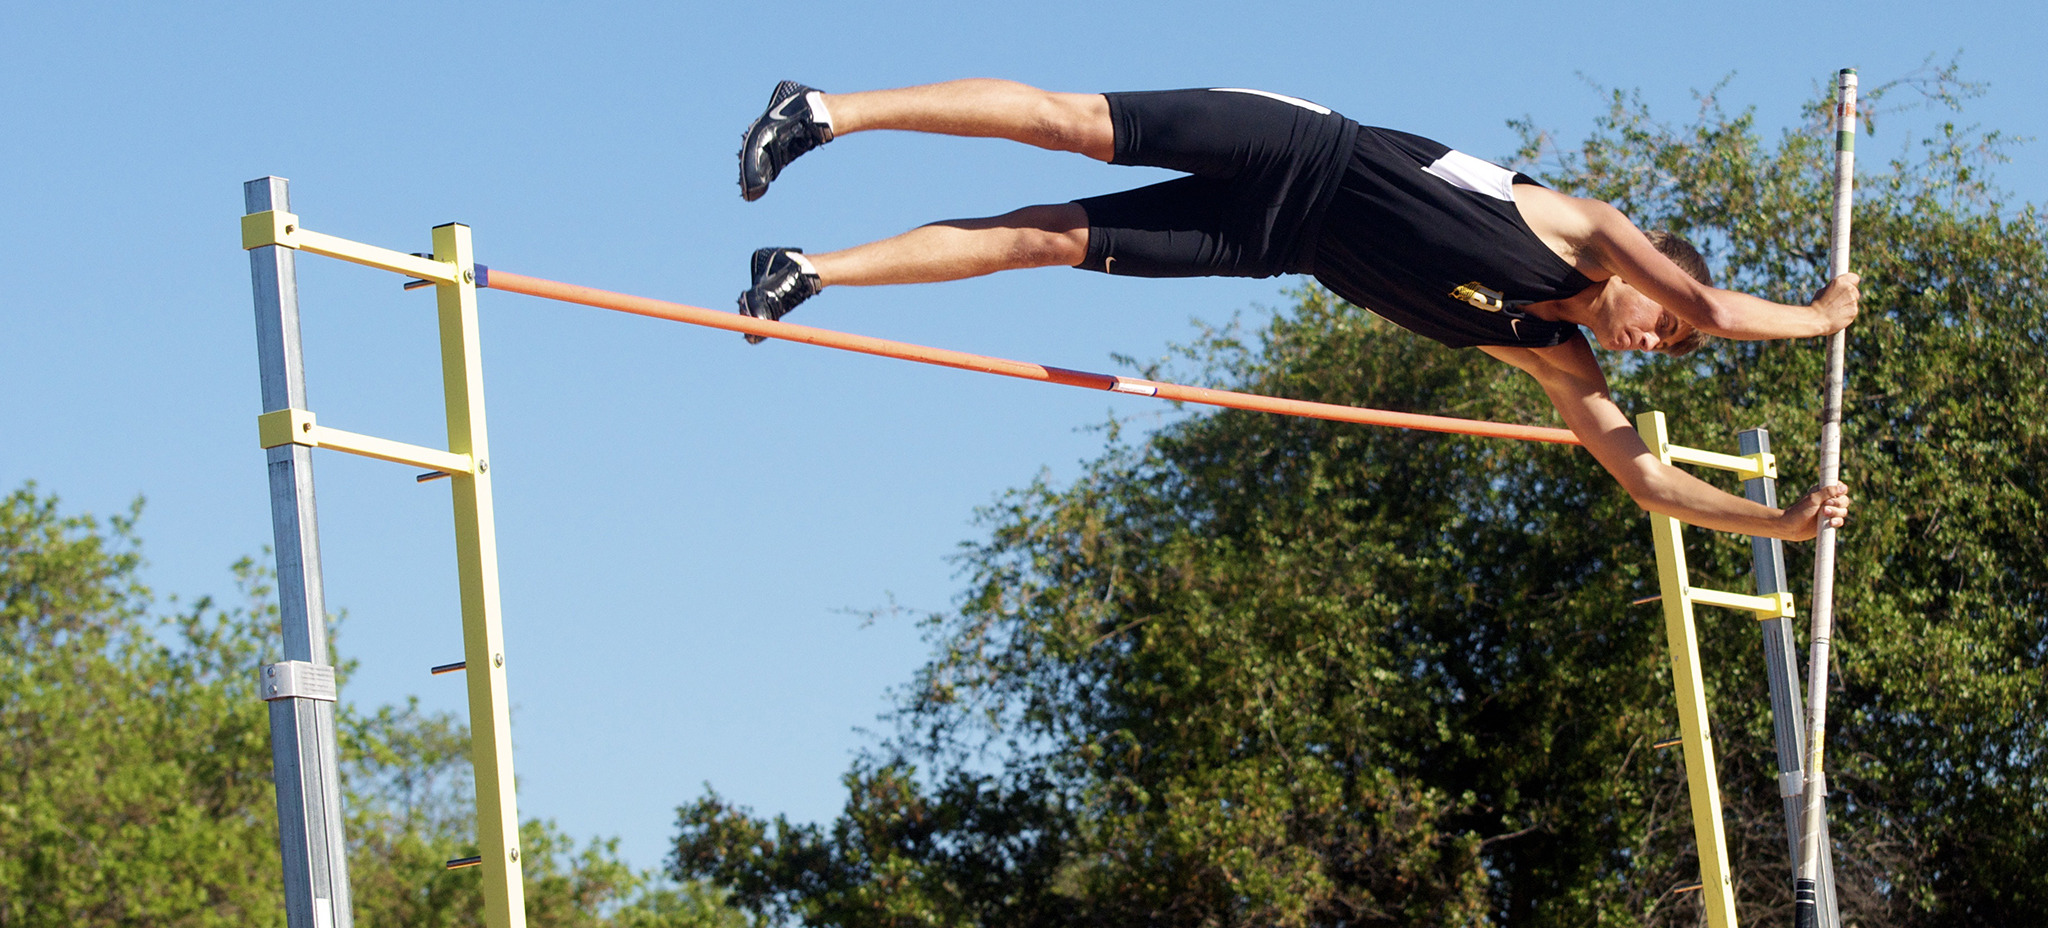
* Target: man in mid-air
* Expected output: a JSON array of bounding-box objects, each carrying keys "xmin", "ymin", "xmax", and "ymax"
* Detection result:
[{"xmin": 732, "ymin": 79, "xmax": 1856, "ymax": 541}]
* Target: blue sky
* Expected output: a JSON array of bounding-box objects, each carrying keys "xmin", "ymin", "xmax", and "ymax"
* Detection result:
[{"xmin": 4, "ymin": 0, "xmax": 2042, "ymax": 876}]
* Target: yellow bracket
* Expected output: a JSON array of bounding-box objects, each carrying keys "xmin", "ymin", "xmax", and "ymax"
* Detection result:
[
  {"xmin": 258, "ymin": 408, "xmax": 476, "ymax": 475},
  {"xmin": 1685, "ymin": 587, "xmax": 1796, "ymax": 620},
  {"xmin": 242, "ymin": 210, "xmax": 464, "ymax": 285},
  {"xmin": 1666, "ymin": 445, "xmax": 1776, "ymax": 481}
]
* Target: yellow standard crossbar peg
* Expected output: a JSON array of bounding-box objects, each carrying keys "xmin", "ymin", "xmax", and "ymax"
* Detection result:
[{"xmin": 243, "ymin": 210, "xmax": 302, "ymax": 250}]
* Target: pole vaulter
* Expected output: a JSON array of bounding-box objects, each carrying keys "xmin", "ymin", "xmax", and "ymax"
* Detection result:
[{"xmin": 244, "ymin": 72, "xmax": 1861, "ymax": 928}]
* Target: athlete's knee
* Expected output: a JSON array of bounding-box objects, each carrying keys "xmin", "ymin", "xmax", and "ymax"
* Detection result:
[
  {"xmin": 992, "ymin": 203, "xmax": 1090, "ymax": 267},
  {"xmin": 1031, "ymin": 92, "xmax": 1114, "ymax": 159}
]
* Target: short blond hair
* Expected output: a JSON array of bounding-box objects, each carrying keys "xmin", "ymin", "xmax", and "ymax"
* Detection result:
[{"xmin": 1645, "ymin": 230, "xmax": 1713, "ymax": 356}]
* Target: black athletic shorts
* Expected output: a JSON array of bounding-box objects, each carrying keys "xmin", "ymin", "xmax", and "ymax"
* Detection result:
[{"xmin": 1074, "ymin": 89, "xmax": 1358, "ymax": 279}]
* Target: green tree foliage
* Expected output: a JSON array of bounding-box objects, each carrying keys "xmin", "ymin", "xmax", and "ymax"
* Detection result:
[
  {"xmin": 0, "ymin": 489, "xmax": 281, "ymax": 925},
  {"xmin": 675, "ymin": 67, "xmax": 2046, "ymax": 927},
  {"xmin": 0, "ymin": 484, "xmax": 747, "ymax": 927}
]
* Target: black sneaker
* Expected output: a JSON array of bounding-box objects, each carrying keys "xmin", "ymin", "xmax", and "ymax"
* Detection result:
[
  {"xmin": 737, "ymin": 247, "xmax": 821, "ymax": 344},
  {"xmin": 739, "ymin": 81, "xmax": 833, "ymax": 202}
]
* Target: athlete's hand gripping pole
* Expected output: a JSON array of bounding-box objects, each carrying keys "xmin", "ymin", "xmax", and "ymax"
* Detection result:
[{"xmin": 1794, "ymin": 68, "xmax": 1857, "ymax": 928}]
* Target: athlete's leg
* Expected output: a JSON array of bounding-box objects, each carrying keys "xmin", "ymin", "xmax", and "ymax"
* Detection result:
[
  {"xmin": 741, "ymin": 80, "xmax": 1112, "ymax": 201},
  {"xmin": 737, "ymin": 87, "xmax": 1346, "ymax": 339},
  {"xmin": 735, "ymin": 204, "xmax": 1088, "ymax": 338},
  {"xmin": 820, "ymin": 80, "xmax": 1114, "ymax": 161},
  {"xmin": 808, "ymin": 203, "xmax": 1090, "ymax": 287}
]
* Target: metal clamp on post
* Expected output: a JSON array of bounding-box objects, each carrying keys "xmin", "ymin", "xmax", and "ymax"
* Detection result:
[
  {"xmin": 259, "ymin": 408, "xmax": 320, "ymax": 449},
  {"xmin": 243, "ymin": 209, "xmax": 303, "ymax": 250},
  {"xmin": 260, "ymin": 660, "xmax": 338, "ymax": 703}
]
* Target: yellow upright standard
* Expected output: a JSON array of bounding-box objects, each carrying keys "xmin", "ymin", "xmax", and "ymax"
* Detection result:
[
  {"xmin": 433, "ymin": 221, "xmax": 528, "ymax": 928},
  {"xmin": 1636, "ymin": 411, "xmax": 1796, "ymax": 928},
  {"xmin": 245, "ymin": 188, "xmax": 526, "ymax": 928}
]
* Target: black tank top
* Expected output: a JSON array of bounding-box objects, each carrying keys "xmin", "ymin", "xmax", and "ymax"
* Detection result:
[{"xmin": 1310, "ymin": 127, "xmax": 1591, "ymax": 349}]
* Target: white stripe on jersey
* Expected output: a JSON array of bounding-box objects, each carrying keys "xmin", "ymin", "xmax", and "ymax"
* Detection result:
[
  {"xmin": 1208, "ymin": 88, "xmax": 1332, "ymax": 115},
  {"xmin": 1422, "ymin": 149, "xmax": 1518, "ymax": 201}
]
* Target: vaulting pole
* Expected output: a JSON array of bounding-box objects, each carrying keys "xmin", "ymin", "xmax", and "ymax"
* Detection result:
[{"xmin": 1794, "ymin": 67, "xmax": 1856, "ymax": 928}]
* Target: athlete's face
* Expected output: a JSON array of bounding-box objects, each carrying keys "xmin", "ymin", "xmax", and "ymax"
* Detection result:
[{"xmin": 1591, "ymin": 279, "xmax": 1691, "ymax": 354}]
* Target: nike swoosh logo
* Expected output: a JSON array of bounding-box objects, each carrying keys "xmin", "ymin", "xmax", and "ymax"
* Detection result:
[
  {"xmin": 1104, "ymin": 256, "xmax": 1116, "ymax": 275},
  {"xmin": 769, "ymin": 94, "xmax": 805, "ymax": 120}
]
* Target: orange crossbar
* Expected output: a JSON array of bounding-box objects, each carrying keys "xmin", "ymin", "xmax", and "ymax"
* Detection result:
[{"xmin": 481, "ymin": 268, "xmax": 1582, "ymax": 446}]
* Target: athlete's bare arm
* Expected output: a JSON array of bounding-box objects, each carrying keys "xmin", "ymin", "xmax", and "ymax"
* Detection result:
[
  {"xmin": 1480, "ymin": 336, "xmax": 1850, "ymax": 541},
  {"xmin": 1513, "ymin": 185, "xmax": 1860, "ymax": 340}
]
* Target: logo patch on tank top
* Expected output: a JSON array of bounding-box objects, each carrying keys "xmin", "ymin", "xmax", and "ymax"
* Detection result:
[{"xmin": 1450, "ymin": 282, "xmax": 1506, "ymax": 312}]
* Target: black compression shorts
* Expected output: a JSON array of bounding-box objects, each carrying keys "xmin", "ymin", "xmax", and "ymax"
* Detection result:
[{"xmin": 1073, "ymin": 89, "xmax": 1358, "ymax": 280}]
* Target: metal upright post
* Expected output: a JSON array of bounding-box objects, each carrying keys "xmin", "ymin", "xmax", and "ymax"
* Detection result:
[
  {"xmin": 1740, "ymin": 428, "xmax": 1839, "ymax": 928},
  {"xmin": 432, "ymin": 222, "xmax": 528, "ymax": 928},
  {"xmin": 247, "ymin": 176, "xmax": 354, "ymax": 928}
]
